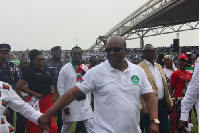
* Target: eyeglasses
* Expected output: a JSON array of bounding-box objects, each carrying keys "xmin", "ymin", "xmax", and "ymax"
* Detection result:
[
  {"xmin": 143, "ymin": 49, "xmax": 155, "ymax": 53},
  {"xmin": 105, "ymin": 47, "xmax": 124, "ymax": 53},
  {"xmin": 36, "ymin": 58, "xmax": 45, "ymax": 62},
  {"xmin": 73, "ymin": 52, "xmax": 82, "ymax": 56}
]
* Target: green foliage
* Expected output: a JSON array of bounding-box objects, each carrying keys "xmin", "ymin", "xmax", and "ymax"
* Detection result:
[{"xmin": 190, "ymin": 110, "xmax": 198, "ymax": 133}]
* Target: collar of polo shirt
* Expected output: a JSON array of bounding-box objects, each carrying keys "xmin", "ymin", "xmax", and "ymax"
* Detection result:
[{"xmin": 106, "ymin": 59, "xmax": 131, "ymax": 72}]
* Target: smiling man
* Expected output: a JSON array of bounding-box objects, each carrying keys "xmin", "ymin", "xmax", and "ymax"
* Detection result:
[{"xmin": 38, "ymin": 36, "xmax": 159, "ymax": 133}]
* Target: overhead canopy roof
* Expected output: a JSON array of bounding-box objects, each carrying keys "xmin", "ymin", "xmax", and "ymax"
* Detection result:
[
  {"xmin": 133, "ymin": 0, "xmax": 199, "ymax": 29},
  {"xmin": 89, "ymin": 0, "xmax": 199, "ymax": 49}
]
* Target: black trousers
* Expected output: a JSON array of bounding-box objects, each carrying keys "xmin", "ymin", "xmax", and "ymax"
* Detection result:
[
  {"xmin": 74, "ymin": 121, "xmax": 86, "ymax": 133},
  {"xmin": 16, "ymin": 112, "xmax": 26, "ymax": 133},
  {"xmin": 56, "ymin": 109, "xmax": 63, "ymax": 133},
  {"xmin": 141, "ymin": 99, "xmax": 170, "ymax": 133}
]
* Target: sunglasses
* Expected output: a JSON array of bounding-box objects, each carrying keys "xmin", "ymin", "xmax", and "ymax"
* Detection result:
[
  {"xmin": 36, "ymin": 58, "xmax": 45, "ymax": 62},
  {"xmin": 0, "ymin": 51, "xmax": 9, "ymax": 55},
  {"xmin": 73, "ymin": 52, "xmax": 82, "ymax": 56},
  {"xmin": 105, "ymin": 47, "xmax": 124, "ymax": 53},
  {"xmin": 143, "ymin": 49, "xmax": 155, "ymax": 53},
  {"xmin": 53, "ymin": 50, "xmax": 62, "ymax": 54}
]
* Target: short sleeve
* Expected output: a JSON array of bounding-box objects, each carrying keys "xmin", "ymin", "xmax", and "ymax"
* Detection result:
[
  {"xmin": 140, "ymin": 68, "xmax": 154, "ymax": 95},
  {"xmin": 76, "ymin": 69, "xmax": 96, "ymax": 94}
]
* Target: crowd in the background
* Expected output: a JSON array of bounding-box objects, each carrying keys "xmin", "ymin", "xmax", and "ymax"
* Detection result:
[
  {"xmin": 10, "ymin": 46, "xmax": 199, "ymax": 66},
  {"xmin": 0, "ymin": 41, "xmax": 199, "ymax": 133}
]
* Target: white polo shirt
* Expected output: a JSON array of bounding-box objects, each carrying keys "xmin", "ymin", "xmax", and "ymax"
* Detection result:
[{"xmin": 76, "ymin": 59, "xmax": 153, "ymax": 133}]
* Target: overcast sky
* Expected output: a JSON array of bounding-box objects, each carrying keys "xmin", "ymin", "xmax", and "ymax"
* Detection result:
[{"xmin": 0, "ymin": 0, "xmax": 199, "ymax": 51}]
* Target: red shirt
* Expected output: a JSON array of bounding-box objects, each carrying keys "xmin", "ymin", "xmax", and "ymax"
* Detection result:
[{"xmin": 170, "ymin": 69, "xmax": 192, "ymax": 97}]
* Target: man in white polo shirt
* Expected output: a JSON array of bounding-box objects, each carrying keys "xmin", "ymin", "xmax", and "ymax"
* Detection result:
[{"xmin": 38, "ymin": 36, "xmax": 159, "ymax": 133}]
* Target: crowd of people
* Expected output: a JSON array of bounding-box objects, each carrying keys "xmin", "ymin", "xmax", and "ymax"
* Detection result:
[
  {"xmin": 9, "ymin": 45, "xmax": 199, "ymax": 64},
  {"xmin": 0, "ymin": 37, "xmax": 199, "ymax": 133}
]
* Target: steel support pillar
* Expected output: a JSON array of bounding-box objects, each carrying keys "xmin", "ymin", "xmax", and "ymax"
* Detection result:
[{"xmin": 140, "ymin": 36, "xmax": 144, "ymax": 49}]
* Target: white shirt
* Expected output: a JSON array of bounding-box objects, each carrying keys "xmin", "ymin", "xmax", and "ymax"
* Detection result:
[
  {"xmin": 181, "ymin": 58, "xmax": 199, "ymax": 121},
  {"xmin": 76, "ymin": 59, "xmax": 153, "ymax": 133},
  {"xmin": 144, "ymin": 60, "xmax": 164, "ymax": 100},
  {"xmin": 57, "ymin": 63, "xmax": 93, "ymax": 122},
  {"xmin": 0, "ymin": 82, "xmax": 42, "ymax": 133},
  {"xmin": 163, "ymin": 63, "xmax": 177, "ymax": 78},
  {"xmin": 163, "ymin": 68, "xmax": 173, "ymax": 78}
]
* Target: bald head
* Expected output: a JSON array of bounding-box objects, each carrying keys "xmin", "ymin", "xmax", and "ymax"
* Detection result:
[
  {"xmin": 106, "ymin": 36, "xmax": 126, "ymax": 48},
  {"xmin": 105, "ymin": 36, "xmax": 128, "ymax": 70}
]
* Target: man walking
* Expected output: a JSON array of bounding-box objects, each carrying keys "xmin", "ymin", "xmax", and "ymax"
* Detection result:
[
  {"xmin": 57, "ymin": 46, "xmax": 94, "ymax": 133},
  {"xmin": 138, "ymin": 44, "xmax": 172, "ymax": 133},
  {"xmin": 38, "ymin": 37, "xmax": 159, "ymax": 133}
]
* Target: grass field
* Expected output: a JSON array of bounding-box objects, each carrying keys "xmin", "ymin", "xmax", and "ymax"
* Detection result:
[
  {"xmin": 14, "ymin": 110, "xmax": 198, "ymax": 133},
  {"xmin": 190, "ymin": 110, "xmax": 198, "ymax": 133},
  {"xmin": 13, "ymin": 112, "xmax": 76, "ymax": 133}
]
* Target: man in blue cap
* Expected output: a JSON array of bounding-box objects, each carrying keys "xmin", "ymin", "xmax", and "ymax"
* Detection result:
[{"xmin": 0, "ymin": 43, "xmax": 19, "ymax": 127}]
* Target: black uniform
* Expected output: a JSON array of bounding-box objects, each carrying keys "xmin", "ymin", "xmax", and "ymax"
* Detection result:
[{"xmin": 0, "ymin": 62, "xmax": 19, "ymax": 87}]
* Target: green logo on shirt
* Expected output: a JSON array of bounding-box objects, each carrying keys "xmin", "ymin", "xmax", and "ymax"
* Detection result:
[{"xmin": 131, "ymin": 75, "xmax": 139, "ymax": 84}]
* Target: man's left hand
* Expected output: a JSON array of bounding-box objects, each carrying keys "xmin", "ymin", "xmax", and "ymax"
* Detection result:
[{"xmin": 149, "ymin": 122, "xmax": 159, "ymax": 133}]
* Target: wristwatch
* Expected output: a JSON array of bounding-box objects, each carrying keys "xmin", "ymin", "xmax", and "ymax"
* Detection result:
[{"xmin": 151, "ymin": 119, "xmax": 160, "ymax": 124}]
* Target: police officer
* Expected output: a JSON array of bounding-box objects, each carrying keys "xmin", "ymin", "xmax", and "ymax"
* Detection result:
[
  {"xmin": 46, "ymin": 46, "xmax": 65, "ymax": 133},
  {"xmin": 0, "ymin": 43, "xmax": 19, "ymax": 126}
]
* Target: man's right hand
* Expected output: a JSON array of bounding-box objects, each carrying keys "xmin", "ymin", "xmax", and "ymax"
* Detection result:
[
  {"xmin": 179, "ymin": 120, "xmax": 188, "ymax": 132},
  {"xmin": 38, "ymin": 113, "xmax": 51, "ymax": 131},
  {"xmin": 41, "ymin": 125, "xmax": 50, "ymax": 133}
]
